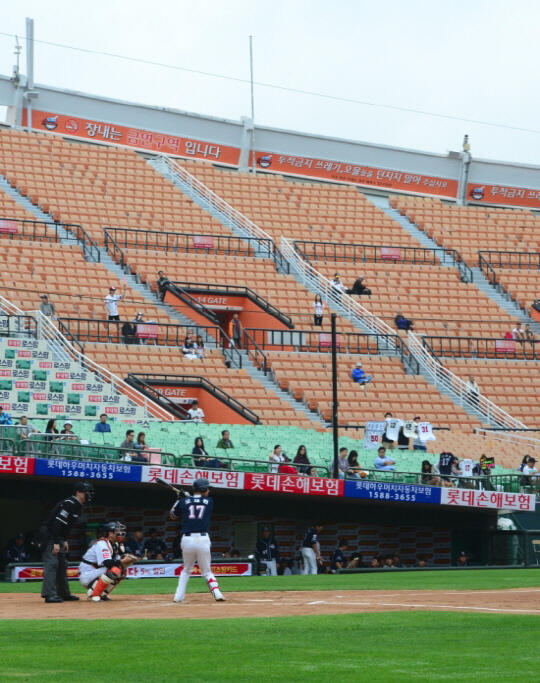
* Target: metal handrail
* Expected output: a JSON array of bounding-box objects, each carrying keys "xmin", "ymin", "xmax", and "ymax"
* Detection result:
[
  {"xmin": 479, "ymin": 250, "xmax": 540, "ymax": 270},
  {"xmin": 0, "ymin": 295, "xmax": 173, "ymax": 421},
  {"xmin": 14, "ymin": 438, "xmax": 178, "ymax": 464},
  {"xmin": 156, "ymin": 156, "xmax": 290, "ymax": 273},
  {"xmin": 180, "ymin": 453, "xmax": 330, "ymax": 477},
  {"xmin": 407, "ymin": 330, "xmax": 527, "ymax": 429},
  {"xmin": 294, "ymin": 240, "xmax": 473, "ymax": 282},
  {"xmin": 129, "ymin": 373, "xmax": 260, "ymax": 424},
  {"xmin": 171, "ymin": 281, "xmax": 294, "ymax": 329},
  {"xmin": 0, "ymin": 216, "xmax": 101, "ymax": 262},
  {"xmin": 164, "ymin": 282, "xmax": 220, "ymax": 325},
  {"xmin": 0, "ymin": 314, "xmax": 36, "ymax": 338},
  {"xmin": 422, "ymin": 334, "xmax": 538, "ymax": 360},
  {"xmin": 242, "ymin": 330, "xmax": 268, "ymax": 375},
  {"xmin": 124, "ymin": 375, "xmax": 190, "ymax": 420}
]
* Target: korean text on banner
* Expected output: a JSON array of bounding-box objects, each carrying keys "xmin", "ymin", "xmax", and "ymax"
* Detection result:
[
  {"xmin": 142, "ymin": 465, "xmax": 244, "ymax": 490},
  {"xmin": 344, "ymin": 480, "xmax": 441, "ymax": 505},
  {"xmin": 441, "ymin": 488, "xmax": 535, "ymax": 511},
  {"xmin": 467, "ymin": 182, "xmax": 540, "ymax": 209},
  {"xmin": 0, "ymin": 455, "xmax": 35, "ymax": 475},
  {"xmin": 34, "ymin": 458, "xmax": 142, "ymax": 482},
  {"xmin": 244, "ymin": 472, "xmax": 344, "ymax": 497}
]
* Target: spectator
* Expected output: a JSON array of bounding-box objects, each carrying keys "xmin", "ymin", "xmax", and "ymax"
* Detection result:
[
  {"xmin": 347, "ymin": 276, "xmax": 371, "ymax": 296},
  {"xmin": 307, "ymin": 466, "xmax": 318, "ymax": 477},
  {"xmin": 412, "ymin": 416, "xmax": 427, "ymax": 452},
  {"xmin": 18, "ymin": 415, "xmax": 38, "ymax": 453},
  {"xmin": 104, "ymin": 285, "xmax": 126, "ymax": 321},
  {"xmin": 416, "ymin": 558, "xmax": 428, "ymax": 568},
  {"xmin": 293, "ymin": 445, "xmax": 311, "ymax": 475},
  {"xmin": 182, "ymin": 332, "xmax": 198, "ymax": 359},
  {"xmin": 222, "ymin": 550, "xmax": 231, "ymax": 559},
  {"xmin": 394, "ymin": 312, "xmax": 414, "ymax": 331},
  {"xmin": 143, "ymin": 529, "xmax": 167, "ymax": 561},
  {"xmin": 524, "ymin": 324, "xmax": 536, "ymax": 346},
  {"xmin": 383, "ymin": 556, "xmax": 394, "ymax": 569},
  {"xmin": 60, "ymin": 421, "xmax": 78, "ymax": 441},
  {"xmin": 330, "ymin": 273, "xmax": 344, "ymax": 301},
  {"xmin": 6, "ymin": 532, "xmax": 30, "ymax": 563},
  {"xmin": 478, "ymin": 454, "xmax": 495, "ymax": 476},
  {"xmin": 94, "ymin": 413, "xmax": 111, "ymax": 433},
  {"xmin": 229, "ymin": 313, "xmax": 242, "ymax": 348},
  {"xmin": 278, "ymin": 453, "xmax": 297, "ymax": 475},
  {"xmin": 455, "ymin": 551, "xmax": 468, "ymax": 567},
  {"xmin": 39, "ymin": 294, "xmax": 56, "ymax": 319},
  {"xmin": 397, "ymin": 425, "xmax": 410, "ymax": 450},
  {"xmin": 347, "ymin": 450, "xmax": 365, "ymax": 479},
  {"xmin": 187, "ymin": 400, "xmax": 205, "ymax": 423},
  {"xmin": 374, "ymin": 446, "xmax": 395, "ymax": 471},
  {"xmin": 131, "ymin": 432, "xmax": 150, "ymax": 463},
  {"xmin": 121, "ymin": 319, "xmax": 138, "ymax": 344},
  {"xmin": 194, "ymin": 334, "xmax": 205, "ymax": 359},
  {"xmin": 125, "ymin": 527, "xmax": 145, "ymax": 558},
  {"xmin": 392, "ymin": 554, "xmax": 403, "ymax": 568},
  {"xmin": 382, "ymin": 412, "xmax": 396, "ymax": 449},
  {"xmin": 330, "ymin": 539, "xmax": 348, "ymax": 573},
  {"xmin": 133, "ymin": 312, "xmax": 144, "ymax": 324},
  {"xmin": 337, "ymin": 447, "xmax": 349, "ymax": 479},
  {"xmin": 231, "ymin": 549, "xmax": 241, "ymax": 558},
  {"xmin": 216, "ymin": 430, "xmax": 234, "ymax": 450},
  {"xmin": 369, "ymin": 557, "xmax": 380, "ymax": 569},
  {"xmin": 255, "ymin": 526, "xmax": 280, "ymax": 576},
  {"xmin": 269, "ymin": 445, "xmax": 285, "ymax": 473},
  {"xmin": 466, "ymin": 376, "xmax": 480, "ymax": 407},
  {"xmin": 351, "ymin": 361, "xmax": 372, "ymax": 387},
  {"xmin": 421, "ymin": 460, "xmax": 441, "ymax": 486},
  {"xmin": 438, "ymin": 451, "xmax": 458, "ymax": 480},
  {"xmin": 512, "ymin": 323, "xmax": 525, "ymax": 342},
  {"xmin": 0, "ymin": 410, "xmax": 13, "ymax": 425},
  {"xmin": 192, "ymin": 437, "xmax": 225, "ymax": 470},
  {"xmin": 504, "ymin": 330, "xmax": 513, "ymax": 340},
  {"xmin": 521, "ymin": 457, "xmax": 537, "ymax": 485},
  {"xmin": 313, "ymin": 294, "xmax": 325, "ymax": 327},
  {"xmin": 120, "ymin": 429, "xmax": 136, "ymax": 454},
  {"xmin": 156, "ymin": 271, "xmax": 170, "ymax": 300},
  {"xmin": 45, "ymin": 418, "xmax": 59, "ymax": 440}
]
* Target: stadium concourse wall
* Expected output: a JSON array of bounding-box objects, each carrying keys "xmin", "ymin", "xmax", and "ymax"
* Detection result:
[
  {"xmin": 2, "ymin": 75, "xmax": 540, "ymax": 208},
  {"xmin": 0, "ymin": 457, "xmax": 536, "ymax": 569}
]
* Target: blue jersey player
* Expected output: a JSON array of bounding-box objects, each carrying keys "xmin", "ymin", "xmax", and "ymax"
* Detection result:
[{"xmin": 169, "ymin": 478, "xmax": 225, "ymax": 603}]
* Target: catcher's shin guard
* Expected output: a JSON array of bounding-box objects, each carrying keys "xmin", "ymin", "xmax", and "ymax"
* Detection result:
[{"xmin": 90, "ymin": 566, "xmax": 122, "ymax": 601}]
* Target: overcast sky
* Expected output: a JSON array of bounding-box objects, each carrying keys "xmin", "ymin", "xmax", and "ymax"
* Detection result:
[{"xmin": 1, "ymin": 0, "xmax": 539, "ymax": 166}]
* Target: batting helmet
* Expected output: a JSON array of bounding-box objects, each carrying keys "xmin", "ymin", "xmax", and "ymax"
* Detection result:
[
  {"xmin": 74, "ymin": 480, "xmax": 95, "ymax": 502},
  {"xmin": 193, "ymin": 477, "xmax": 210, "ymax": 492}
]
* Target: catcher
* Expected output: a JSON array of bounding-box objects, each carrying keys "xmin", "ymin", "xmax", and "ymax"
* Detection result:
[{"xmin": 78, "ymin": 521, "xmax": 137, "ymax": 601}]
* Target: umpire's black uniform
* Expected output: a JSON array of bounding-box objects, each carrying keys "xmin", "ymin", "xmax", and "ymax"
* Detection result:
[{"xmin": 40, "ymin": 481, "xmax": 94, "ymax": 603}]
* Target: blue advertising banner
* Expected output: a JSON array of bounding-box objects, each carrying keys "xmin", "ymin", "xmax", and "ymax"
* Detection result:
[
  {"xmin": 344, "ymin": 479, "xmax": 442, "ymax": 505},
  {"xmin": 34, "ymin": 458, "xmax": 142, "ymax": 482}
]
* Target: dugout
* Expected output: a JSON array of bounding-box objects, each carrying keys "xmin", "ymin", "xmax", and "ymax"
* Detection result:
[{"xmin": 0, "ymin": 474, "xmax": 499, "ymax": 570}]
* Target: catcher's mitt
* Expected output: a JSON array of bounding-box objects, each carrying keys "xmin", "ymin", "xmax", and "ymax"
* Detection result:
[{"xmin": 120, "ymin": 554, "xmax": 138, "ymax": 568}]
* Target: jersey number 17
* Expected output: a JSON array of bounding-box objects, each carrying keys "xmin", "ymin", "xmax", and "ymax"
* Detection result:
[{"xmin": 188, "ymin": 504, "xmax": 205, "ymax": 519}]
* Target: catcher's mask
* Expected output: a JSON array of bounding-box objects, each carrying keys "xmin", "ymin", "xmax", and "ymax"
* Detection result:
[{"xmin": 98, "ymin": 521, "xmax": 126, "ymax": 539}]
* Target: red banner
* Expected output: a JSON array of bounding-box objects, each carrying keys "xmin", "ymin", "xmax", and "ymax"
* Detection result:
[
  {"xmin": 467, "ymin": 182, "xmax": 540, "ymax": 209},
  {"xmin": 254, "ymin": 152, "xmax": 457, "ymax": 198},
  {"xmin": 0, "ymin": 220, "xmax": 18, "ymax": 234},
  {"xmin": 0, "ymin": 455, "xmax": 35, "ymax": 475},
  {"xmin": 24, "ymin": 110, "xmax": 241, "ymax": 166},
  {"xmin": 244, "ymin": 472, "xmax": 344, "ymax": 497}
]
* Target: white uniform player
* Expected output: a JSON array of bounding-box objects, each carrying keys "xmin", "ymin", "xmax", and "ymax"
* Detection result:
[
  {"xmin": 169, "ymin": 478, "xmax": 225, "ymax": 603},
  {"xmin": 79, "ymin": 522, "xmax": 133, "ymax": 601}
]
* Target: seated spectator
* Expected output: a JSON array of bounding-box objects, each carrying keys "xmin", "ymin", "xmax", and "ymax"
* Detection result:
[
  {"xmin": 192, "ymin": 437, "xmax": 226, "ymax": 470},
  {"xmin": 351, "ymin": 361, "xmax": 372, "ymax": 386},
  {"xmin": 278, "ymin": 454, "xmax": 297, "ymax": 475},
  {"xmin": 269, "ymin": 445, "xmax": 285, "ymax": 473},
  {"xmin": 337, "ymin": 447, "xmax": 349, "ymax": 479},
  {"xmin": 438, "ymin": 451, "xmax": 458, "ymax": 480},
  {"xmin": 392, "ymin": 554, "xmax": 403, "ymax": 568},
  {"xmin": 369, "ymin": 557, "xmax": 380, "ymax": 569},
  {"xmin": 18, "ymin": 415, "xmax": 38, "ymax": 453},
  {"xmin": 157, "ymin": 271, "xmax": 170, "ymax": 300},
  {"xmin": 131, "ymin": 432, "xmax": 150, "ymax": 463},
  {"xmin": 374, "ymin": 446, "xmax": 395, "ymax": 471},
  {"xmin": 125, "ymin": 527, "xmax": 145, "ymax": 558},
  {"xmin": 512, "ymin": 323, "xmax": 525, "ymax": 341},
  {"xmin": 454, "ymin": 551, "xmax": 469, "ymax": 567},
  {"xmin": 307, "ymin": 466, "xmax": 318, "ymax": 477},
  {"xmin": 194, "ymin": 334, "xmax": 205, "ymax": 359},
  {"xmin": 330, "ymin": 539, "xmax": 348, "ymax": 573},
  {"xmin": 382, "ymin": 556, "xmax": 394, "ymax": 569},
  {"xmin": 94, "ymin": 413, "xmax": 111, "ymax": 433},
  {"xmin": 187, "ymin": 400, "xmax": 205, "ymax": 423},
  {"xmin": 477, "ymin": 454, "xmax": 495, "ymax": 476},
  {"xmin": 346, "ymin": 450, "xmax": 365, "ymax": 479},
  {"xmin": 421, "ymin": 460, "xmax": 440, "ymax": 486},
  {"xmin": 330, "ymin": 273, "xmax": 344, "ymax": 299},
  {"xmin": 45, "ymin": 418, "xmax": 59, "ymax": 440},
  {"xmin": 520, "ymin": 456, "xmax": 537, "ymax": 485},
  {"xmin": 412, "ymin": 416, "xmax": 427, "ymax": 452},
  {"xmin": 121, "ymin": 320, "xmax": 138, "ymax": 345},
  {"xmin": 416, "ymin": 558, "xmax": 428, "ymax": 568},
  {"xmin": 293, "ymin": 444, "xmax": 311, "ymax": 475},
  {"xmin": 182, "ymin": 333, "xmax": 197, "ymax": 358},
  {"xmin": 216, "ymin": 429, "xmax": 234, "ymax": 449},
  {"xmin": 60, "ymin": 421, "xmax": 78, "ymax": 441},
  {"xmin": 133, "ymin": 312, "xmax": 144, "ymax": 324},
  {"xmin": 347, "ymin": 276, "xmax": 371, "ymax": 296},
  {"xmin": 120, "ymin": 429, "xmax": 137, "ymax": 460},
  {"xmin": 39, "ymin": 294, "xmax": 56, "ymax": 318},
  {"xmin": 6, "ymin": 532, "xmax": 30, "ymax": 563},
  {"xmin": 0, "ymin": 410, "xmax": 13, "ymax": 425},
  {"xmin": 394, "ymin": 312, "xmax": 414, "ymax": 331},
  {"xmin": 143, "ymin": 529, "xmax": 167, "ymax": 561},
  {"xmin": 524, "ymin": 323, "xmax": 536, "ymax": 346}
]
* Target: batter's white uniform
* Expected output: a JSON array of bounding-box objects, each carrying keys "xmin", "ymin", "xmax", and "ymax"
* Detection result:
[{"xmin": 79, "ymin": 538, "xmax": 114, "ymax": 587}]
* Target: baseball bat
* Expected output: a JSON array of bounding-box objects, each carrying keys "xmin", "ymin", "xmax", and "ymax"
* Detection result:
[{"xmin": 155, "ymin": 477, "xmax": 189, "ymax": 497}]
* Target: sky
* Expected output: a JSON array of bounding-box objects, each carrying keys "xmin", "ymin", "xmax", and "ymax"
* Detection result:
[{"xmin": 0, "ymin": 0, "xmax": 539, "ymax": 166}]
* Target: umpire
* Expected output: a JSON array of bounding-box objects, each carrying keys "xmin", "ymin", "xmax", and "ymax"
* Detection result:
[{"xmin": 40, "ymin": 481, "xmax": 94, "ymax": 603}]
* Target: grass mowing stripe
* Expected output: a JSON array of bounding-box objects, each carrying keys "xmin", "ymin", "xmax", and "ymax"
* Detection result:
[
  {"xmin": 1, "ymin": 569, "xmax": 539, "ymax": 594},
  {"xmin": 1, "ymin": 613, "xmax": 539, "ymax": 682}
]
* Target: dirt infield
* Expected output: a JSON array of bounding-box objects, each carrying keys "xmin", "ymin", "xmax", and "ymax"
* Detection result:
[{"xmin": 1, "ymin": 588, "xmax": 539, "ymax": 619}]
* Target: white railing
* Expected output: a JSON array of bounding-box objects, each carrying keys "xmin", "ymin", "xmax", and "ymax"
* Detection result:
[
  {"xmin": 156, "ymin": 155, "xmax": 274, "ymax": 256},
  {"xmin": 280, "ymin": 236, "xmax": 397, "ymax": 342},
  {"xmin": 0, "ymin": 296, "xmax": 173, "ymax": 421},
  {"xmin": 407, "ymin": 331, "xmax": 527, "ymax": 429}
]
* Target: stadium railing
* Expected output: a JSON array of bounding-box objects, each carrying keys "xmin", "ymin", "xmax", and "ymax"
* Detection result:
[
  {"xmin": 422, "ymin": 335, "xmax": 538, "ymax": 360},
  {"xmin": 294, "ymin": 240, "xmax": 473, "ymax": 283},
  {"xmin": 0, "ymin": 314, "xmax": 36, "ymax": 338}
]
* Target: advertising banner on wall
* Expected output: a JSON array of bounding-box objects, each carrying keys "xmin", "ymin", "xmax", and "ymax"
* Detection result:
[
  {"xmin": 33, "ymin": 458, "xmax": 142, "ymax": 482},
  {"xmin": 24, "ymin": 110, "xmax": 241, "ymax": 166},
  {"xmin": 467, "ymin": 182, "xmax": 540, "ymax": 209},
  {"xmin": 441, "ymin": 488, "xmax": 535, "ymax": 511},
  {"xmin": 344, "ymin": 480, "xmax": 441, "ymax": 505},
  {"xmin": 141, "ymin": 465, "xmax": 245, "ymax": 490},
  {"xmin": 244, "ymin": 472, "xmax": 344, "ymax": 497}
]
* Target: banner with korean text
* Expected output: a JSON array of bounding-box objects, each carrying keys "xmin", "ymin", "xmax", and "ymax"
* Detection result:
[
  {"xmin": 345, "ymin": 480, "xmax": 441, "ymax": 505},
  {"xmin": 467, "ymin": 182, "xmax": 540, "ymax": 209},
  {"xmin": 244, "ymin": 472, "xmax": 344, "ymax": 497},
  {"xmin": 0, "ymin": 455, "xmax": 35, "ymax": 476},
  {"xmin": 34, "ymin": 458, "xmax": 142, "ymax": 482},
  {"xmin": 141, "ymin": 465, "xmax": 245, "ymax": 490},
  {"xmin": 441, "ymin": 487, "xmax": 535, "ymax": 512}
]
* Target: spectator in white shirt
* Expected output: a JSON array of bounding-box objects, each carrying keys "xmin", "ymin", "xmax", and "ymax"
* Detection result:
[
  {"xmin": 512, "ymin": 324, "xmax": 525, "ymax": 341},
  {"xmin": 330, "ymin": 274, "xmax": 344, "ymax": 302},
  {"xmin": 187, "ymin": 400, "xmax": 205, "ymax": 423},
  {"xmin": 269, "ymin": 445, "xmax": 285, "ymax": 473},
  {"xmin": 466, "ymin": 376, "xmax": 480, "ymax": 407},
  {"xmin": 313, "ymin": 294, "xmax": 325, "ymax": 327},
  {"xmin": 104, "ymin": 285, "xmax": 126, "ymax": 321},
  {"xmin": 337, "ymin": 447, "xmax": 349, "ymax": 479}
]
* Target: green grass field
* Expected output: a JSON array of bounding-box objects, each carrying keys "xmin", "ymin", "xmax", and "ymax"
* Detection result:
[{"xmin": 2, "ymin": 570, "xmax": 539, "ymax": 682}]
